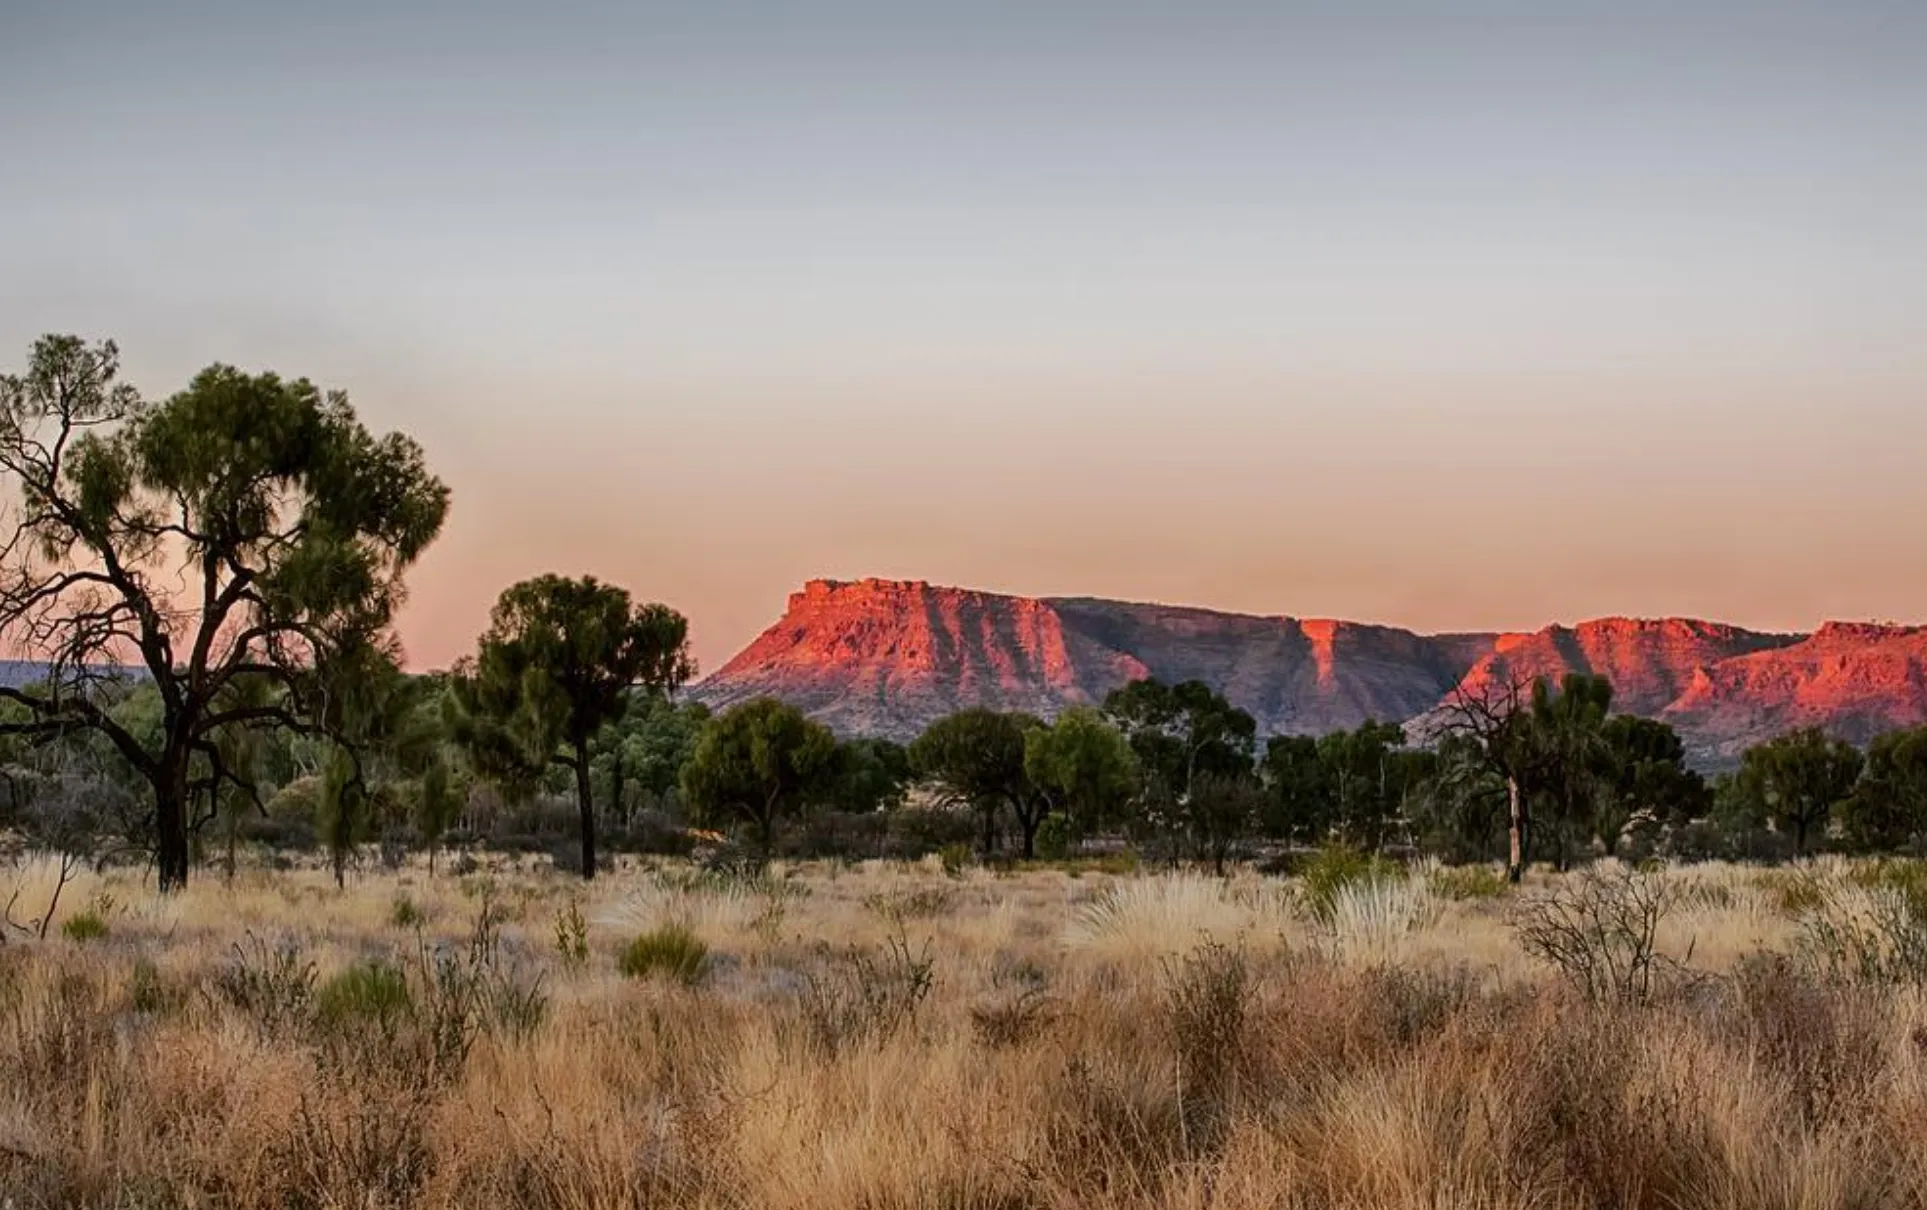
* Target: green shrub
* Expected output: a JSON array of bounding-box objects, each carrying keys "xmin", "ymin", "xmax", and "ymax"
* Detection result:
[
  {"xmin": 1035, "ymin": 812, "xmax": 1076, "ymax": 861},
  {"xmin": 389, "ymin": 895, "xmax": 426, "ymax": 930},
  {"xmin": 1298, "ymin": 843, "xmax": 1403, "ymax": 921},
  {"xmin": 1429, "ymin": 864, "xmax": 1510, "ymax": 901},
  {"xmin": 129, "ymin": 959, "xmax": 187, "ymax": 1016},
  {"xmin": 553, "ymin": 896, "xmax": 589, "ymax": 970},
  {"xmin": 60, "ymin": 908, "xmax": 109, "ymax": 943},
  {"xmin": 316, "ymin": 960, "xmax": 415, "ymax": 1030},
  {"xmin": 938, "ymin": 843, "xmax": 973, "ymax": 879},
  {"xmin": 619, "ymin": 924, "xmax": 709, "ymax": 986}
]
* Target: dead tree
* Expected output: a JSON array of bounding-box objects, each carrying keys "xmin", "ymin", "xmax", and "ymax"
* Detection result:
[{"xmin": 1435, "ymin": 675, "xmax": 1540, "ymax": 882}]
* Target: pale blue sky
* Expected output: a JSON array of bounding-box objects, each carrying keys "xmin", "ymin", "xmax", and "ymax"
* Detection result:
[{"xmin": 4, "ymin": 1, "xmax": 1924, "ymax": 669}]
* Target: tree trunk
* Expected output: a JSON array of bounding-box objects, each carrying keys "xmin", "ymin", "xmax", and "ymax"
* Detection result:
[
  {"xmin": 573, "ymin": 739, "xmax": 597, "ymax": 880},
  {"xmin": 1505, "ymin": 774, "xmax": 1527, "ymax": 884},
  {"xmin": 155, "ymin": 762, "xmax": 191, "ymax": 894},
  {"xmin": 609, "ymin": 749, "xmax": 627, "ymax": 832},
  {"xmin": 980, "ymin": 800, "xmax": 999, "ymax": 859},
  {"xmin": 1017, "ymin": 804, "xmax": 1039, "ymax": 860}
]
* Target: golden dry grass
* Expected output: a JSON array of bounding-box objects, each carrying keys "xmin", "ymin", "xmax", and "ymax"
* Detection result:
[{"xmin": 0, "ymin": 852, "xmax": 1922, "ymax": 1209}]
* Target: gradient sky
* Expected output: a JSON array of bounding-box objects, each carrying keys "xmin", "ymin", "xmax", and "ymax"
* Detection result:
[{"xmin": 4, "ymin": 1, "xmax": 1925, "ymax": 672}]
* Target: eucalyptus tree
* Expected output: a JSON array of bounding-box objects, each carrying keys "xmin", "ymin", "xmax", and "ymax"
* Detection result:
[
  {"xmin": 1730, "ymin": 727, "xmax": 1864, "ymax": 855},
  {"xmin": 0, "ymin": 336, "xmax": 449, "ymax": 889},
  {"xmin": 681, "ymin": 696, "xmax": 838, "ymax": 855},
  {"xmin": 908, "ymin": 708, "xmax": 1045, "ymax": 858},
  {"xmin": 448, "ymin": 575, "xmax": 693, "ymax": 878}
]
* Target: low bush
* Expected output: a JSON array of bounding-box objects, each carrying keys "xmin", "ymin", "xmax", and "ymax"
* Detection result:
[
  {"xmin": 796, "ymin": 929, "xmax": 936, "ymax": 1056},
  {"xmin": 1513, "ymin": 864, "xmax": 1685, "ymax": 1005},
  {"xmin": 212, "ymin": 933, "xmax": 318, "ymax": 1033},
  {"xmin": 1035, "ymin": 812, "xmax": 1076, "ymax": 861},
  {"xmin": 389, "ymin": 894, "xmax": 426, "ymax": 930},
  {"xmin": 1429, "ymin": 863, "xmax": 1510, "ymax": 901},
  {"xmin": 619, "ymin": 924, "xmax": 710, "ymax": 986},
  {"xmin": 1297, "ymin": 843, "xmax": 1403, "ymax": 921},
  {"xmin": 316, "ymin": 960, "xmax": 414, "ymax": 1031},
  {"xmin": 59, "ymin": 906, "xmax": 109, "ymax": 943}
]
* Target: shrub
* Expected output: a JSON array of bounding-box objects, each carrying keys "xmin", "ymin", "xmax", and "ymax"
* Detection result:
[
  {"xmin": 1850, "ymin": 859, "xmax": 1927, "ymax": 920},
  {"xmin": 1297, "ymin": 843, "xmax": 1403, "ymax": 922},
  {"xmin": 969, "ymin": 985, "xmax": 1057, "ymax": 1049},
  {"xmin": 797, "ymin": 929, "xmax": 936, "ymax": 1056},
  {"xmin": 213, "ymin": 933, "xmax": 318, "ymax": 1033},
  {"xmin": 389, "ymin": 895, "xmax": 426, "ymax": 930},
  {"xmin": 129, "ymin": 959, "xmax": 187, "ymax": 1016},
  {"xmin": 1035, "ymin": 812, "xmax": 1076, "ymax": 861},
  {"xmin": 1429, "ymin": 863, "xmax": 1510, "ymax": 901},
  {"xmin": 1795, "ymin": 885, "xmax": 1927, "ymax": 986},
  {"xmin": 862, "ymin": 885, "xmax": 953, "ymax": 923},
  {"xmin": 1161, "ymin": 937, "xmax": 1251, "ymax": 1146},
  {"xmin": 937, "ymin": 842, "xmax": 973, "ymax": 878},
  {"xmin": 1758, "ymin": 868, "xmax": 1828, "ymax": 917},
  {"xmin": 1513, "ymin": 865, "xmax": 1684, "ymax": 1005},
  {"xmin": 316, "ymin": 960, "xmax": 414, "ymax": 1031},
  {"xmin": 60, "ymin": 907, "xmax": 108, "ymax": 943},
  {"xmin": 620, "ymin": 924, "xmax": 710, "ymax": 986},
  {"xmin": 553, "ymin": 896, "xmax": 589, "ymax": 970}
]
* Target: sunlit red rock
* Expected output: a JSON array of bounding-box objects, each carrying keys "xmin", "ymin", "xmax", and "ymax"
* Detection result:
[{"xmin": 691, "ymin": 580, "xmax": 1927, "ymax": 765}]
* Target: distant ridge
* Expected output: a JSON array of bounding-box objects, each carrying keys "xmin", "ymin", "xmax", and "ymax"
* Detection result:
[{"xmin": 691, "ymin": 579, "xmax": 1927, "ymax": 765}]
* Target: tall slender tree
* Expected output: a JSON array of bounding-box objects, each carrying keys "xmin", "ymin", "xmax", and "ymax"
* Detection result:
[{"xmin": 448, "ymin": 575, "xmax": 692, "ymax": 879}]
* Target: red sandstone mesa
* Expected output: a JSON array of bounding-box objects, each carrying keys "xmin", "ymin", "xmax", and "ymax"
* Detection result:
[{"xmin": 692, "ymin": 579, "xmax": 1927, "ymax": 765}]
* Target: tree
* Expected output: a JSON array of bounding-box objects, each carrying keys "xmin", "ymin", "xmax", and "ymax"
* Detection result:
[
  {"xmin": 1023, "ymin": 707, "xmax": 1137, "ymax": 834},
  {"xmin": 908, "ymin": 709, "xmax": 1044, "ymax": 858},
  {"xmin": 823, "ymin": 737, "xmax": 913, "ymax": 814},
  {"xmin": 1315, "ymin": 720, "xmax": 1415, "ymax": 852},
  {"xmin": 590, "ymin": 696, "xmax": 710, "ymax": 825},
  {"xmin": 0, "ymin": 336, "xmax": 449, "ymax": 890},
  {"xmin": 1436, "ymin": 676, "xmax": 1540, "ymax": 881},
  {"xmin": 1525, "ymin": 674, "xmax": 1615, "ymax": 869},
  {"xmin": 680, "ymin": 697, "xmax": 837, "ymax": 853},
  {"xmin": 1102, "ymin": 680, "xmax": 1257, "ymax": 806},
  {"xmin": 1183, "ymin": 771, "xmax": 1268, "ymax": 875},
  {"xmin": 1406, "ymin": 733, "xmax": 1509, "ymax": 863},
  {"xmin": 1730, "ymin": 727, "xmax": 1864, "ymax": 855},
  {"xmin": 1840, "ymin": 726, "xmax": 1927, "ymax": 852},
  {"xmin": 1259, "ymin": 733, "xmax": 1330, "ymax": 843},
  {"xmin": 1597, "ymin": 715, "xmax": 1707, "ymax": 857},
  {"xmin": 448, "ymin": 575, "xmax": 693, "ymax": 879}
]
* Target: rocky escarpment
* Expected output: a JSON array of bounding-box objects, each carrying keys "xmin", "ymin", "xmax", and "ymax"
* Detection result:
[{"xmin": 692, "ymin": 579, "xmax": 1927, "ymax": 764}]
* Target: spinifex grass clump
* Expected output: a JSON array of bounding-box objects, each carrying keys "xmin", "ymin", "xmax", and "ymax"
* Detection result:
[
  {"xmin": 317, "ymin": 960, "xmax": 414, "ymax": 1031},
  {"xmin": 620, "ymin": 923, "xmax": 710, "ymax": 986}
]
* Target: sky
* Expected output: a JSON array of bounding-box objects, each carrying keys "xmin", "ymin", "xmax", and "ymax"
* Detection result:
[{"xmin": 3, "ymin": 1, "xmax": 1925, "ymax": 673}]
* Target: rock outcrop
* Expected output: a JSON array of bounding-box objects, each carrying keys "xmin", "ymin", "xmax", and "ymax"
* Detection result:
[{"xmin": 691, "ymin": 579, "xmax": 1927, "ymax": 764}]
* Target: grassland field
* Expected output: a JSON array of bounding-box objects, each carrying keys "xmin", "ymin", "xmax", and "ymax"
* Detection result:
[{"xmin": 1, "ymin": 849, "xmax": 1925, "ymax": 1209}]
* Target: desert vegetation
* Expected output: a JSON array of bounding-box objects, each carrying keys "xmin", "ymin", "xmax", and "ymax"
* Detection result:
[
  {"xmin": 8, "ymin": 334, "xmax": 1927, "ymax": 1205},
  {"xmin": 2, "ymin": 853, "xmax": 1927, "ymax": 1208}
]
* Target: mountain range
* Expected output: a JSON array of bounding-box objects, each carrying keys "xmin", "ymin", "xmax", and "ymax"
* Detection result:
[{"xmin": 690, "ymin": 579, "xmax": 1927, "ymax": 765}]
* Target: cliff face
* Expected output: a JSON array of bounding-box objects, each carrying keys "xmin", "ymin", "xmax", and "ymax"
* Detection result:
[
  {"xmin": 1448, "ymin": 618, "xmax": 1803, "ymax": 716},
  {"xmin": 1660, "ymin": 623, "xmax": 1927, "ymax": 761},
  {"xmin": 691, "ymin": 579, "xmax": 1927, "ymax": 762}
]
